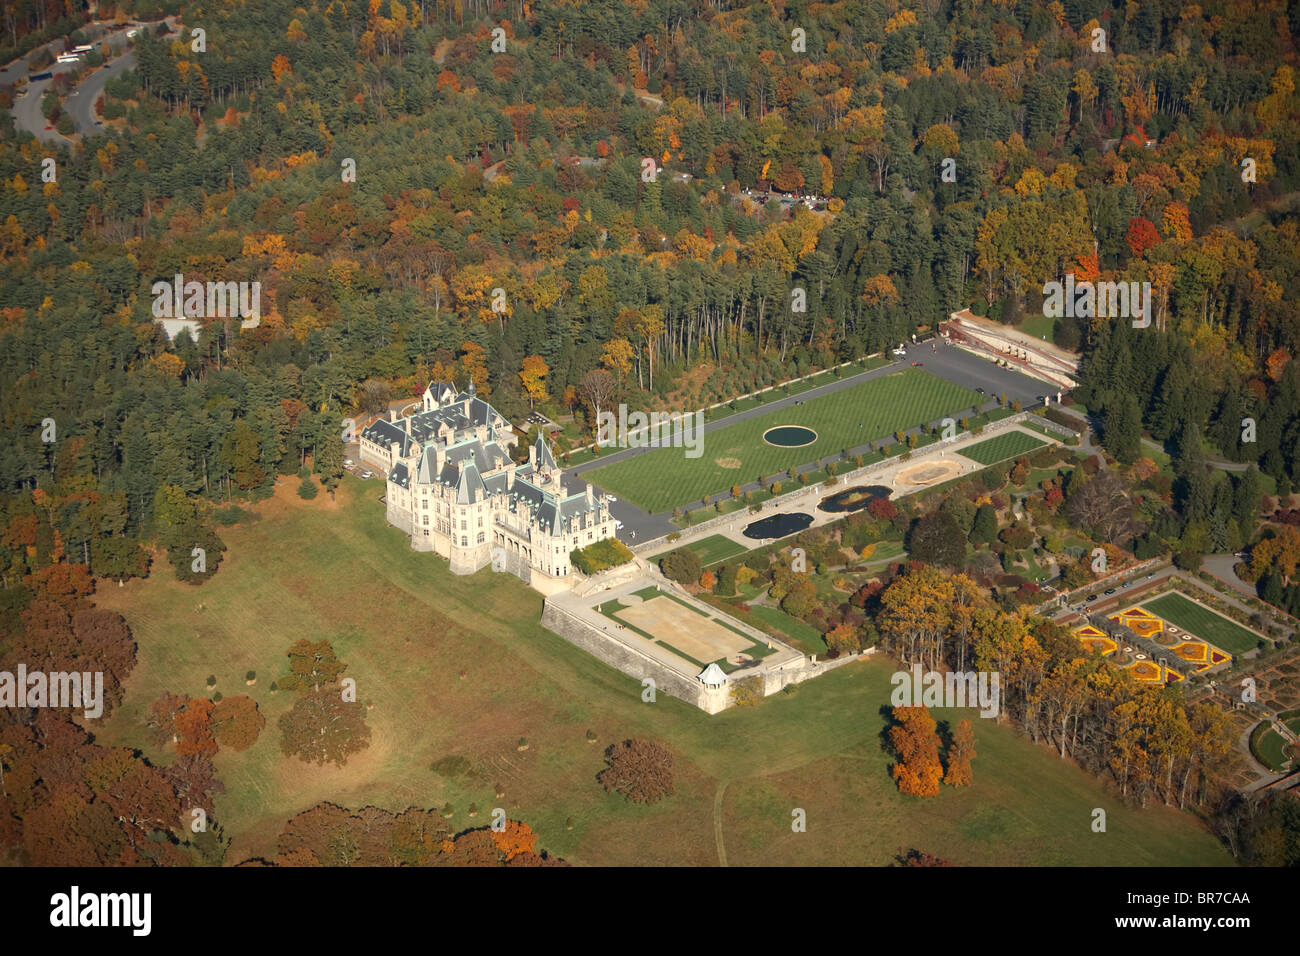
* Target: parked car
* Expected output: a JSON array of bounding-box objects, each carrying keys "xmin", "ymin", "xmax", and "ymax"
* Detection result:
[
  {"xmin": 606, "ymin": 495, "xmax": 617, "ymax": 503},
  {"xmin": 1104, "ymin": 588, "xmax": 1116, "ymax": 595},
  {"xmin": 359, "ymin": 470, "xmax": 373, "ymax": 480},
  {"xmin": 614, "ymin": 520, "xmax": 624, "ymax": 530},
  {"xmin": 975, "ymin": 387, "xmax": 986, "ymax": 394},
  {"xmin": 344, "ymin": 458, "xmax": 354, "ymax": 467},
  {"xmin": 1086, "ymin": 594, "xmax": 1098, "ymax": 602}
]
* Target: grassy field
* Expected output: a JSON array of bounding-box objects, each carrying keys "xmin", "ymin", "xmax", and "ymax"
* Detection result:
[
  {"xmin": 584, "ymin": 369, "xmax": 982, "ymax": 513},
  {"xmin": 1141, "ymin": 593, "xmax": 1262, "ymax": 656},
  {"xmin": 960, "ymin": 430, "xmax": 1047, "ymax": 465},
  {"xmin": 90, "ymin": 479, "xmax": 1233, "ymax": 866}
]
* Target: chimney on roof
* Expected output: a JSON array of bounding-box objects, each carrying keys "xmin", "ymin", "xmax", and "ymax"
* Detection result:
[
  {"xmin": 389, "ymin": 407, "xmax": 396, "ymax": 423},
  {"xmin": 586, "ymin": 483, "xmax": 594, "ymax": 506},
  {"xmin": 506, "ymin": 460, "xmax": 516, "ymax": 491},
  {"xmin": 529, "ymin": 444, "xmax": 536, "ymax": 469}
]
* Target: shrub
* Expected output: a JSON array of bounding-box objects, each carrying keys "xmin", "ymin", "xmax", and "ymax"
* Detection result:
[
  {"xmin": 717, "ymin": 564, "xmax": 738, "ymax": 595},
  {"xmin": 730, "ymin": 676, "xmax": 764, "ymax": 707},
  {"xmin": 297, "ymin": 477, "xmax": 318, "ymax": 500},
  {"xmin": 571, "ymin": 537, "xmax": 635, "ymax": 574}
]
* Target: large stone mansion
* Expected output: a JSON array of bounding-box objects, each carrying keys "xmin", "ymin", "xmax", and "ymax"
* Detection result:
[{"xmin": 359, "ymin": 380, "xmax": 615, "ymax": 583}]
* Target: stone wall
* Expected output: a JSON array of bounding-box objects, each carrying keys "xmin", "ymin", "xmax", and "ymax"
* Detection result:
[
  {"xmin": 540, "ymin": 600, "xmax": 729, "ymax": 714},
  {"xmin": 761, "ymin": 647, "xmax": 872, "ymax": 695},
  {"xmin": 539, "ymin": 598, "xmax": 871, "ymax": 714}
]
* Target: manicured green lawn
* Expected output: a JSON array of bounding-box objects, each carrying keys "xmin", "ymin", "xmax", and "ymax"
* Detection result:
[
  {"xmin": 1017, "ymin": 313, "xmax": 1057, "ymax": 341},
  {"xmin": 1251, "ymin": 718, "xmax": 1300, "ymax": 771},
  {"xmin": 960, "ymin": 430, "xmax": 1047, "ymax": 466},
  {"xmin": 1141, "ymin": 593, "xmax": 1261, "ymax": 656},
  {"xmin": 688, "ymin": 534, "xmax": 749, "ymax": 567},
  {"xmin": 741, "ymin": 604, "xmax": 829, "ymax": 656},
  {"xmin": 585, "ymin": 369, "xmax": 982, "ymax": 513},
  {"xmin": 92, "ymin": 479, "xmax": 1234, "ymax": 867}
]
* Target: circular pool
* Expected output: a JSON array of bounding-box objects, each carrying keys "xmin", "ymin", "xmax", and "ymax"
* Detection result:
[
  {"xmin": 763, "ymin": 425, "xmax": 818, "ymax": 448},
  {"xmin": 742, "ymin": 511, "xmax": 814, "ymax": 540},
  {"xmin": 819, "ymin": 484, "xmax": 892, "ymax": 513}
]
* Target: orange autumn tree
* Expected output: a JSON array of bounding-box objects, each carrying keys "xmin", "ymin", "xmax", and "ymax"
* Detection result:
[
  {"xmin": 944, "ymin": 719, "xmax": 976, "ymax": 787},
  {"xmin": 490, "ymin": 820, "xmax": 537, "ymax": 862},
  {"xmin": 889, "ymin": 705, "xmax": 944, "ymax": 797},
  {"xmin": 212, "ymin": 695, "xmax": 266, "ymax": 752},
  {"xmin": 174, "ymin": 698, "xmax": 217, "ymax": 758}
]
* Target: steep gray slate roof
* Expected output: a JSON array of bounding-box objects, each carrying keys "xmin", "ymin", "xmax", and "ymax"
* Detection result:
[
  {"xmin": 362, "ymin": 418, "xmax": 414, "ymax": 456},
  {"xmin": 534, "ymin": 436, "xmax": 558, "ymax": 470},
  {"xmin": 389, "ymin": 461, "xmax": 410, "ymax": 489},
  {"xmin": 455, "ymin": 462, "xmax": 487, "ymax": 504}
]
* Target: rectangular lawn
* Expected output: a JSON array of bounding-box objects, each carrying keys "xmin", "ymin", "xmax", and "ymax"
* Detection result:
[
  {"xmin": 1141, "ymin": 593, "xmax": 1261, "ymax": 656},
  {"xmin": 688, "ymin": 534, "xmax": 749, "ymax": 566},
  {"xmin": 959, "ymin": 430, "xmax": 1047, "ymax": 466},
  {"xmin": 585, "ymin": 369, "xmax": 981, "ymax": 513}
]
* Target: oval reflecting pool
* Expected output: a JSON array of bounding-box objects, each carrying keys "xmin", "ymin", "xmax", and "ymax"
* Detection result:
[
  {"xmin": 742, "ymin": 511, "xmax": 814, "ymax": 540},
  {"xmin": 819, "ymin": 484, "xmax": 893, "ymax": 513},
  {"xmin": 763, "ymin": 425, "xmax": 818, "ymax": 447}
]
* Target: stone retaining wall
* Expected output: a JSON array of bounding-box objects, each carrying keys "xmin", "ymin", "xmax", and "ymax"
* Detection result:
[
  {"xmin": 540, "ymin": 600, "xmax": 729, "ymax": 713},
  {"xmin": 539, "ymin": 598, "xmax": 873, "ymax": 714}
]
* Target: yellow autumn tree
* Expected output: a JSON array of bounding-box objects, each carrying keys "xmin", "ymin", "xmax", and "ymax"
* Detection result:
[{"xmin": 518, "ymin": 355, "xmax": 549, "ymax": 409}]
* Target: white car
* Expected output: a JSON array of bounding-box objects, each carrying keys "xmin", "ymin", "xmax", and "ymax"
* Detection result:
[
  {"xmin": 344, "ymin": 458, "xmax": 354, "ymax": 467},
  {"xmin": 614, "ymin": 520, "xmax": 624, "ymax": 530},
  {"xmin": 606, "ymin": 495, "xmax": 617, "ymax": 503},
  {"xmin": 360, "ymin": 470, "xmax": 373, "ymax": 480}
]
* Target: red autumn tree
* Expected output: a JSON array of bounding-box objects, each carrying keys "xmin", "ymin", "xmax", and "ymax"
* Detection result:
[{"xmin": 1126, "ymin": 216, "xmax": 1160, "ymax": 259}]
